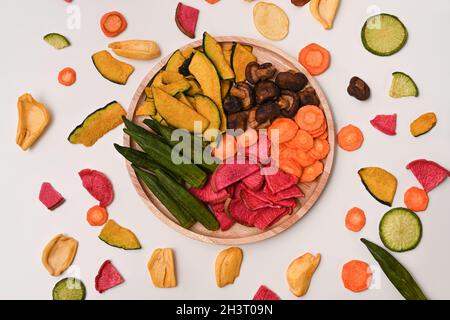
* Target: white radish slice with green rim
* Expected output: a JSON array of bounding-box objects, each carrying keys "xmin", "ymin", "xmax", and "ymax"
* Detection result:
[
  {"xmin": 379, "ymin": 207, "xmax": 422, "ymax": 252},
  {"xmin": 361, "ymin": 14, "xmax": 408, "ymax": 56}
]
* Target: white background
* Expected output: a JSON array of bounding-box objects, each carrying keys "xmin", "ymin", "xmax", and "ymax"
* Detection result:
[{"xmin": 0, "ymin": 0, "xmax": 449, "ymax": 300}]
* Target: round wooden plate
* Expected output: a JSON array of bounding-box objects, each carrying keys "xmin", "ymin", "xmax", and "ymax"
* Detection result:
[{"xmin": 124, "ymin": 36, "xmax": 335, "ymax": 245}]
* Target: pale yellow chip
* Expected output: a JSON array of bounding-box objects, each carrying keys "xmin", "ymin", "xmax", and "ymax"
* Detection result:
[{"xmin": 253, "ymin": 2, "xmax": 289, "ymax": 41}]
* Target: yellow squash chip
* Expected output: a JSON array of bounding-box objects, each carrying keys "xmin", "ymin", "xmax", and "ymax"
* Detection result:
[
  {"xmin": 410, "ymin": 112, "xmax": 437, "ymax": 137},
  {"xmin": 68, "ymin": 101, "xmax": 126, "ymax": 147},
  {"xmin": 253, "ymin": 2, "xmax": 289, "ymax": 41}
]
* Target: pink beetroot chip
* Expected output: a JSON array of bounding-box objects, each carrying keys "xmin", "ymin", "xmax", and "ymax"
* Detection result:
[
  {"xmin": 211, "ymin": 202, "xmax": 234, "ymax": 231},
  {"xmin": 79, "ymin": 169, "xmax": 114, "ymax": 207},
  {"xmin": 95, "ymin": 260, "xmax": 124, "ymax": 293},
  {"xmin": 39, "ymin": 182, "xmax": 65, "ymax": 210},
  {"xmin": 189, "ymin": 177, "xmax": 229, "ymax": 204},
  {"xmin": 370, "ymin": 114, "xmax": 397, "ymax": 136},
  {"xmin": 253, "ymin": 285, "xmax": 281, "ymax": 300},
  {"xmin": 175, "ymin": 2, "xmax": 199, "ymax": 39},
  {"xmin": 406, "ymin": 159, "xmax": 449, "ymax": 192},
  {"xmin": 264, "ymin": 169, "xmax": 299, "ymax": 194}
]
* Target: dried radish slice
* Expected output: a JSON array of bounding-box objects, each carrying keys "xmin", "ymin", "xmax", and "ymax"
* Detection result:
[{"xmin": 253, "ymin": 2, "xmax": 289, "ymax": 41}]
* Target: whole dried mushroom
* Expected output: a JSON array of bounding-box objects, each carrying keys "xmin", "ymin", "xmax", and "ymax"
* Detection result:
[
  {"xmin": 275, "ymin": 71, "xmax": 308, "ymax": 92},
  {"xmin": 291, "ymin": 0, "xmax": 311, "ymax": 6},
  {"xmin": 347, "ymin": 76, "xmax": 370, "ymax": 101},
  {"xmin": 230, "ymin": 82, "xmax": 255, "ymax": 110},
  {"xmin": 277, "ymin": 90, "xmax": 300, "ymax": 118},
  {"xmin": 254, "ymin": 80, "xmax": 280, "ymax": 104},
  {"xmin": 255, "ymin": 102, "xmax": 280, "ymax": 123},
  {"xmin": 299, "ymin": 87, "xmax": 321, "ymax": 106},
  {"xmin": 245, "ymin": 62, "xmax": 277, "ymax": 84},
  {"xmin": 227, "ymin": 111, "xmax": 248, "ymax": 131},
  {"xmin": 223, "ymin": 95, "xmax": 242, "ymax": 114}
]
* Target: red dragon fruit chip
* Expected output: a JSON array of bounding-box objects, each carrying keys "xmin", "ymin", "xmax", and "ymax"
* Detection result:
[
  {"xmin": 406, "ymin": 159, "xmax": 449, "ymax": 192},
  {"xmin": 95, "ymin": 260, "xmax": 124, "ymax": 293},
  {"xmin": 370, "ymin": 114, "xmax": 397, "ymax": 136},
  {"xmin": 253, "ymin": 285, "xmax": 281, "ymax": 300},
  {"xmin": 39, "ymin": 182, "xmax": 65, "ymax": 210},
  {"xmin": 79, "ymin": 169, "xmax": 114, "ymax": 207}
]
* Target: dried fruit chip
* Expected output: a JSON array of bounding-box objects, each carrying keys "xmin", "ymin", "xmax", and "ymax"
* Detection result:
[
  {"xmin": 148, "ymin": 248, "xmax": 177, "ymax": 288},
  {"xmin": 253, "ymin": 2, "xmax": 289, "ymax": 41},
  {"xmin": 286, "ymin": 253, "xmax": 321, "ymax": 297},
  {"xmin": 406, "ymin": 159, "xmax": 449, "ymax": 192},
  {"xmin": 215, "ymin": 247, "xmax": 243, "ymax": 288}
]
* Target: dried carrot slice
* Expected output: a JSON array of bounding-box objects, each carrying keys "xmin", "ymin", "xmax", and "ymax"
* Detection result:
[
  {"xmin": 308, "ymin": 138, "xmax": 330, "ymax": 160},
  {"xmin": 295, "ymin": 105, "xmax": 325, "ymax": 132},
  {"xmin": 337, "ymin": 124, "xmax": 364, "ymax": 151},
  {"xmin": 310, "ymin": 121, "xmax": 327, "ymax": 137},
  {"xmin": 295, "ymin": 149, "xmax": 316, "ymax": 167},
  {"xmin": 86, "ymin": 206, "xmax": 108, "ymax": 226},
  {"xmin": 317, "ymin": 131, "xmax": 328, "ymax": 140},
  {"xmin": 345, "ymin": 207, "xmax": 366, "ymax": 232},
  {"xmin": 341, "ymin": 260, "xmax": 372, "ymax": 293},
  {"xmin": 279, "ymin": 157, "xmax": 303, "ymax": 178},
  {"xmin": 298, "ymin": 43, "xmax": 330, "ymax": 76},
  {"xmin": 285, "ymin": 130, "xmax": 314, "ymax": 151},
  {"xmin": 300, "ymin": 161, "xmax": 323, "ymax": 183},
  {"xmin": 404, "ymin": 187, "xmax": 429, "ymax": 212},
  {"xmin": 268, "ymin": 118, "xmax": 299, "ymax": 144}
]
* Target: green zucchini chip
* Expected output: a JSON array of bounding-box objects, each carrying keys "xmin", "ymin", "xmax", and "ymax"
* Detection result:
[{"xmin": 68, "ymin": 101, "xmax": 126, "ymax": 147}]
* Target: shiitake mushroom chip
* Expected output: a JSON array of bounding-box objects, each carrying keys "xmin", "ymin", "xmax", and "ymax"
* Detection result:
[
  {"xmin": 275, "ymin": 71, "xmax": 308, "ymax": 92},
  {"xmin": 230, "ymin": 82, "xmax": 255, "ymax": 110},
  {"xmin": 298, "ymin": 87, "xmax": 320, "ymax": 106},
  {"xmin": 277, "ymin": 90, "xmax": 300, "ymax": 118},
  {"xmin": 254, "ymin": 80, "xmax": 280, "ymax": 104},
  {"xmin": 245, "ymin": 62, "xmax": 277, "ymax": 84},
  {"xmin": 255, "ymin": 102, "xmax": 281, "ymax": 123},
  {"xmin": 347, "ymin": 76, "xmax": 370, "ymax": 101}
]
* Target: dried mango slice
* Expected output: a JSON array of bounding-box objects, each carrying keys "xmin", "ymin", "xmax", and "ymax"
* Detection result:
[
  {"xmin": 286, "ymin": 253, "xmax": 321, "ymax": 297},
  {"xmin": 215, "ymin": 247, "xmax": 243, "ymax": 288},
  {"xmin": 410, "ymin": 112, "xmax": 437, "ymax": 137},
  {"xmin": 310, "ymin": 0, "xmax": 340, "ymax": 30},
  {"xmin": 42, "ymin": 234, "xmax": 78, "ymax": 276},
  {"xmin": 108, "ymin": 40, "xmax": 161, "ymax": 60},
  {"xmin": 147, "ymin": 248, "xmax": 177, "ymax": 288},
  {"xmin": 253, "ymin": 2, "xmax": 289, "ymax": 41},
  {"xmin": 16, "ymin": 94, "xmax": 51, "ymax": 150}
]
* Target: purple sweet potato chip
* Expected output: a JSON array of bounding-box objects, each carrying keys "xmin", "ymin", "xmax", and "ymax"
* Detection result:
[
  {"xmin": 370, "ymin": 114, "xmax": 397, "ymax": 136},
  {"xmin": 406, "ymin": 159, "xmax": 449, "ymax": 192},
  {"xmin": 39, "ymin": 182, "xmax": 65, "ymax": 210}
]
